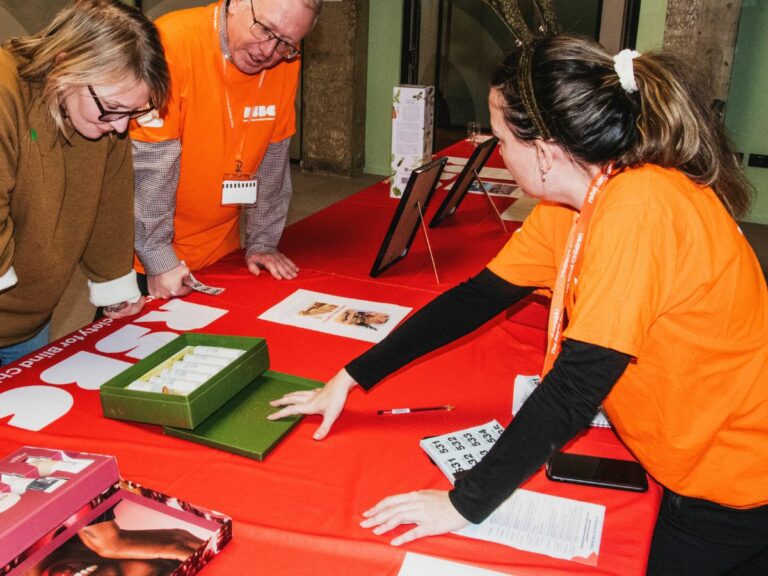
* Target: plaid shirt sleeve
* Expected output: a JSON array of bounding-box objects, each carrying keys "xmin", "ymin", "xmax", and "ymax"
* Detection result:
[
  {"xmin": 244, "ymin": 139, "xmax": 292, "ymax": 255},
  {"xmin": 132, "ymin": 138, "xmax": 182, "ymax": 275}
]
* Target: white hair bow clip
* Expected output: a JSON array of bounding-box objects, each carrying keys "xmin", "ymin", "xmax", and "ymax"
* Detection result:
[{"xmin": 613, "ymin": 49, "xmax": 641, "ymax": 93}]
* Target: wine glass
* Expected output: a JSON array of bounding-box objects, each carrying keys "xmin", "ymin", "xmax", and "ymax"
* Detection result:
[{"xmin": 467, "ymin": 121, "xmax": 481, "ymax": 147}]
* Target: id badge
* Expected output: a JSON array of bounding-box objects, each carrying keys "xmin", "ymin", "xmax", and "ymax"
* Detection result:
[{"xmin": 221, "ymin": 173, "xmax": 258, "ymax": 205}]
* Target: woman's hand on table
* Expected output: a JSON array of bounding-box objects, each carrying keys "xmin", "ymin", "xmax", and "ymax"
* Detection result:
[
  {"xmin": 103, "ymin": 296, "xmax": 146, "ymax": 319},
  {"xmin": 246, "ymin": 250, "xmax": 299, "ymax": 280},
  {"xmin": 268, "ymin": 368, "xmax": 357, "ymax": 439},
  {"xmin": 361, "ymin": 490, "xmax": 469, "ymax": 546}
]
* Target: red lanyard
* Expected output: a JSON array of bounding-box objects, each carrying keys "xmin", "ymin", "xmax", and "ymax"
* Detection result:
[{"xmin": 542, "ymin": 164, "xmax": 614, "ymax": 377}]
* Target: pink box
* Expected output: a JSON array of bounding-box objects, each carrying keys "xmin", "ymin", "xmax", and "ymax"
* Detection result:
[
  {"xmin": 0, "ymin": 447, "xmax": 119, "ymax": 569},
  {"xmin": 0, "ymin": 447, "xmax": 231, "ymax": 576}
]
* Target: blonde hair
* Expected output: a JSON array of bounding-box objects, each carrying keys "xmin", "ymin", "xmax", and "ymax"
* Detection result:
[
  {"xmin": 491, "ymin": 35, "xmax": 753, "ymax": 219},
  {"xmin": 4, "ymin": 0, "xmax": 169, "ymax": 135}
]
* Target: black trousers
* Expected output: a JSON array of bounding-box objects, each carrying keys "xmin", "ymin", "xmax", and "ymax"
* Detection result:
[
  {"xmin": 136, "ymin": 272, "xmax": 149, "ymax": 296},
  {"xmin": 647, "ymin": 488, "xmax": 768, "ymax": 575}
]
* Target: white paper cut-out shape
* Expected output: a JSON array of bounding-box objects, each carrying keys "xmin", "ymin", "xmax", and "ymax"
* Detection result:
[
  {"xmin": 0, "ymin": 386, "xmax": 73, "ymax": 431},
  {"xmin": 96, "ymin": 325, "xmax": 178, "ymax": 359},
  {"xmin": 40, "ymin": 351, "xmax": 131, "ymax": 390},
  {"xmin": 134, "ymin": 299, "xmax": 227, "ymax": 331}
]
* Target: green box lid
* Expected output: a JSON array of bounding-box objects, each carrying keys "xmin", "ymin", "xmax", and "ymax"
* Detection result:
[{"xmin": 163, "ymin": 370, "xmax": 321, "ymax": 460}]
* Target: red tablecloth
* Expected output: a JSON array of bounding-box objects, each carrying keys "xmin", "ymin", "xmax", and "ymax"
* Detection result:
[{"xmin": 0, "ymin": 141, "xmax": 660, "ymax": 575}]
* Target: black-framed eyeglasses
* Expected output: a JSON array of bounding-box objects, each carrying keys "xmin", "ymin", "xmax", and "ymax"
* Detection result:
[
  {"xmin": 88, "ymin": 85, "xmax": 155, "ymax": 122},
  {"xmin": 248, "ymin": 0, "xmax": 302, "ymax": 59}
]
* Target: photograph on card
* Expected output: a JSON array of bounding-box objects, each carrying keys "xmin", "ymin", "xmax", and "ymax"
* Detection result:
[
  {"xmin": 296, "ymin": 301, "xmax": 340, "ymax": 320},
  {"xmin": 333, "ymin": 309, "xmax": 390, "ymax": 331},
  {"xmin": 466, "ymin": 180, "xmax": 521, "ymax": 198}
]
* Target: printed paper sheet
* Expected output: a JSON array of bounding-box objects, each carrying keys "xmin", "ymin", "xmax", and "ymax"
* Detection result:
[
  {"xmin": 398, "ymin": 553, "xmax": 511, "ymax": 576},
  {"xmin": 258, "ymin": 289, "xmax": 412, "ymax": 343},
  {"xmin": 420, "ymin": 419, "xmax": 605, "ymax": 564},
  {"xmin": 458, "ymin": 489, "xmax": 605, "ymax": 565}
]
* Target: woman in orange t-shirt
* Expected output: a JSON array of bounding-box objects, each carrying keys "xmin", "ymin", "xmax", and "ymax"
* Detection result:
[{"xmin": 271, "ymin": 35, "xmax": 768, "ymax": 574}]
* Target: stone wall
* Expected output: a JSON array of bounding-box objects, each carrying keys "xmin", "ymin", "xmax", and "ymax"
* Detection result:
[
  {"xmin": 301, "ymin": 0, "xmax": 369, "ymax": 176},
  {"xmin": 663, "ymin": 0, "xmax": 743, "ymax": 104}
]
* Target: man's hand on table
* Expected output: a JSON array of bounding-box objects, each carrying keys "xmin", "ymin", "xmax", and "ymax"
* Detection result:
[
  {"xmin": 268, "ymin": 368, "xmax": 357, "ymax": 439},
  {"xmin": 246, "ymin": 250, "xmax": 299, "ymax": 280},
  {"xmin": 148, "ymin": 263, "xmax": 193, "ymax": 299},
  {"xmin": 360, "ymin": 490, "xmax": 470, "ymax": 546}
]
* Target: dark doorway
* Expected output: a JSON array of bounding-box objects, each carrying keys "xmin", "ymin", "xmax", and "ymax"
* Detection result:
[{"xmin": 403, "ymin": 0, "xmax": 640, "ymax": 152}]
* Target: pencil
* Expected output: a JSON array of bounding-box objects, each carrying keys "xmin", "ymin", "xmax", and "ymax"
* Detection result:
[{"xmin": 376, "ymin": 405, "xmax": 455, "ymax": 415}]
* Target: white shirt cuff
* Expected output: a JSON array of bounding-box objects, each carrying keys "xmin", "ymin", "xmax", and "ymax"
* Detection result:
[
  {"xmin": 0, "ymin": 266, "xmax": 18, "ymax": 291},
  {"xmin": 87, "ymin": 270, "xmax": 141, "ymax": 307}
]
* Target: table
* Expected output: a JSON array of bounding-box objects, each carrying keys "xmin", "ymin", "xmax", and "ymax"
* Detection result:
[
  {"xmin": 0, "ymin": 141, "xmax": 661, "ymax": 575},
  {"xmin": 281, "ymin": 141, "xmax": 518, "ymax": 289}
]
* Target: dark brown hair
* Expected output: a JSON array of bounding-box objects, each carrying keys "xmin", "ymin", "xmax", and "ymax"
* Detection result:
[{"xmin": 491, "ymin": 35, "xmax": 753, "ymax": 218}]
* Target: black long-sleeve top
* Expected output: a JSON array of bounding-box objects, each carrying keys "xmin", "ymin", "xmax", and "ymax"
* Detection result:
[{"xmin": 346, "ymin": 268, "xmax": 631, "ymax": 523}]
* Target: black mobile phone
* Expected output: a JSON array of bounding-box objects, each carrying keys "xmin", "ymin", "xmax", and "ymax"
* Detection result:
[{"xmin": 545, "ymin": 452, "xmax": 648, "ymax": 493}]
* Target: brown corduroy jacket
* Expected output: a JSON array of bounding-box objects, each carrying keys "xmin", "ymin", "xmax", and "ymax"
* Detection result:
[{"xmin": 0, "ymin": 48, "xmax": 137, "ymax": 347}]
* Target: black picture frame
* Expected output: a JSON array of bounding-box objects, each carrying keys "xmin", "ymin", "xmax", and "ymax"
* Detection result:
[
  {"xmin": 428, "ymin": 136, "xmax": 499, "ymax": 228},
  {"xmin": 370, "ymin": 157, "xmax": 448, "ymax": 278}
]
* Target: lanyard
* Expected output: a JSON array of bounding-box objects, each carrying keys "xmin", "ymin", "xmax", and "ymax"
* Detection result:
[
  {"xmin": 215, "ymin": 3, "xmax": 266, "ymax": 175},
  {"xmin": 222, "ymin": 64, "xmax": 265, "ymax": 174},
  {"xmin": 541, "ymin": 164, "xmax": 614, "ymax": 377}
]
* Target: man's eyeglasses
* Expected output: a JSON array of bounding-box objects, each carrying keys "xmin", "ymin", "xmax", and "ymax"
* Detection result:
[
  {"xmin": 248, "ymin": 0, "xmax": 302, "ymax": 59},
  {"xmin": 88, "ymin": 85, "xmax": 155, "ymax": 122}
]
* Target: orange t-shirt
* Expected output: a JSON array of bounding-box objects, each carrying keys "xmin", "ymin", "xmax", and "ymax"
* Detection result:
[
  {"xmin": 130, "ymin": 2, "xmax": 299, "ymax": 271},
  {"xmin": 488, "ymin": 165, "xmax": 768, "ymax": 508}
]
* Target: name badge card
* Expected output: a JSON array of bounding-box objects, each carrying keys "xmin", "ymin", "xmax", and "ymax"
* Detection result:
[{"xmin": 221, "ymin": 175, "xmax": 258, "ymax": 205}]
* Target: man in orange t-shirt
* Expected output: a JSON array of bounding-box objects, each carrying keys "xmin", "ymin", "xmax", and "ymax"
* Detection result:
[{"xmin": 130, "ymin": 0, "xmax": 320, "ymax": 299}]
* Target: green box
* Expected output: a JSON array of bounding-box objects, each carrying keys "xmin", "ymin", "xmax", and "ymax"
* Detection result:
[
  {"xmin": 163, "ymin": 370, "xmax": 321, "ymax": 461},
  {"xmin": 100, "ymin": 334, "xmax": 269, "ymax": 429}
]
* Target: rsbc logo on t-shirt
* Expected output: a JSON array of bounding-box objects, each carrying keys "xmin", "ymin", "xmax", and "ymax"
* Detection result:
[{"xmin": 243, "ymin": 104, "xmax": 277, "ymax": 122}]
